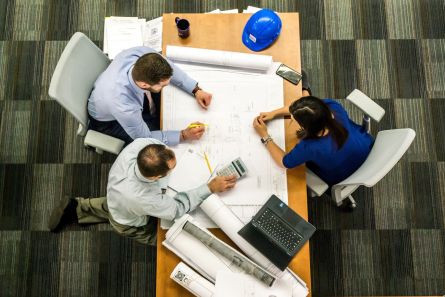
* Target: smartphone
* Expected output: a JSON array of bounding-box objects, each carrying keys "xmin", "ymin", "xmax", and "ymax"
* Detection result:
[{"xmin": 276, "ymin": 64, "xmax": 302, "ymax": 85}]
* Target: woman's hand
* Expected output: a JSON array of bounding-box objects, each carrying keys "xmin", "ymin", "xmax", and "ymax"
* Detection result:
[
  {"xmin": 253, "ymin": 116, "xmax": 269, "ymax": 138},
  {"xmin": 258, "ymin": 111, "xmax": 275, "ymax": 122}
]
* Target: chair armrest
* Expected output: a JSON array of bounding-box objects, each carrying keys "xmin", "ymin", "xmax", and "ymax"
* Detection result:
[
  {"xmin": 346, "ymin": 89, "xmax": 385, "ymax": 122},
  {"xmin": 84, "ymin": 130, "xmax": 125, "ymax": 155},
  {"xmin": 306, "ymin": 168, "xmax": 329, "ymax": 197}
]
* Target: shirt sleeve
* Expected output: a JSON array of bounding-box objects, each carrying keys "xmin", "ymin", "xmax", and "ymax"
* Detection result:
[
  {"xmin": 111, "ymin": 101, "xmax": 181, "ymax": 145},
  {"xmin": 166, "ymin": 58, "xmax": 198, "ymax": 94},
  {"xmin": 143, "ymin": 184, "xmax": 212, "ymax": 221},
  {"xmin": 282, "ymin": 141, "xmax": 316, "ymax": 169}
]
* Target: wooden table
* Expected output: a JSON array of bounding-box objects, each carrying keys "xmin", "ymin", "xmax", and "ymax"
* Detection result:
[{"xmin": 156, "ymin": 12, "xmax": 310, "ymax": 297}]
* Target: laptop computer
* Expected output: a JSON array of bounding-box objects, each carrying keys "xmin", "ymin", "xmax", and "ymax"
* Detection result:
[{"xmin": 238, "ymin": 194, "xmax": 316, "ymax": 271}]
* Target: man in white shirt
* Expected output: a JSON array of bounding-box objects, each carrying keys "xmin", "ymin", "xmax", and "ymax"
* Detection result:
[{"xmin": 48, "ymin": 138, "xmax": 236, "ymax": 245}]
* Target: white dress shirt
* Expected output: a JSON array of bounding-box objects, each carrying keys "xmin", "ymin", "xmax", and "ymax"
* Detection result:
[{"xmin": 107, "ymin": 138, "xmax": 212, "ymax": 227}]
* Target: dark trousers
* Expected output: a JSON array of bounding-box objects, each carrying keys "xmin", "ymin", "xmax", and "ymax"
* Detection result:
[{"xmin": 88, "ymin": 92, "xmax": 161, "ymax": 145}]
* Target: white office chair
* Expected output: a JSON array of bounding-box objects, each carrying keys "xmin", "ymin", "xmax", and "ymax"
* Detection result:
[
  {"xmin": 306, "ymin": 89, "xmax": 416, "ymax": 209},
  {"xmin": 48, "ymin": 32, "xmax": 125, "ymax": 155}
]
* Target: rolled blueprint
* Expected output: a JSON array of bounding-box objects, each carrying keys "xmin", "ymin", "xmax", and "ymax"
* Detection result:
[
  {"xmin": 182, "ymin": 221, "xmax": 276, "ymax": 287},
  {"xmin": 166, "ymin": 46, "xmax": 273, "ymax": 71},
  {"xmin": 171, "ymin": 262, "xmax": 215, "ymax": 297},
  {"xmin": 199, "ymin": 194, "xmax": 309, "ymax": 297}
]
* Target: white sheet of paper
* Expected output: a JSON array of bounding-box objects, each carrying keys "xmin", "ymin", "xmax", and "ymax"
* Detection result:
[
  {"xmin": 104, "ymin": 16, "xmax": 144, "ymax": 59},
  {"xmin": 168, "ymin": 146, "xmax": 213, "ymax": 192},
  {"xmin": 166, "ymin": 46, "xmax": 273, "ymax": 71},
  {"xmin": 219, "ymin": 9, "xmax": 239, "ymax": 14},
  {"xmin": 143, "ymin": 16, "xmax": 163, "ymax": 52},
  {"xmin": 215, "ymin": 271, "xmax": 293, "ymax": 297},
  {"xmin": 243, "ymin": 6, "xmax": 262, "ymax": 13},
  {"xmin": 162, "ymin": 47, "xmax": 287, "ymax": 226}
]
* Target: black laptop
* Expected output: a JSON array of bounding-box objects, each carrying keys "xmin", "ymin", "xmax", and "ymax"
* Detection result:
[{"xmin": 238, "ymin": 195, "xmax": 316, "ymax": 271}]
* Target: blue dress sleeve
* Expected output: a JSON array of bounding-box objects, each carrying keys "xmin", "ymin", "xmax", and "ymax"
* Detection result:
[{"xmin": 282, "ymin": 141, "xmax": 315, "ymax": 168}]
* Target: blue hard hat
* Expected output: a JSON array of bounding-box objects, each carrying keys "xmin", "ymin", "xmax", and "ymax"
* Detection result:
[{"xmin": 242, "ymin": 9, "xmax": 282, "ymax": 52}]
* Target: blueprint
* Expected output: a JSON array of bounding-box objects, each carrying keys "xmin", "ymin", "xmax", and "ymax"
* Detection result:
[{"xmin": 162, "ymin": 47, "xmax": 288, "ymax": 226}]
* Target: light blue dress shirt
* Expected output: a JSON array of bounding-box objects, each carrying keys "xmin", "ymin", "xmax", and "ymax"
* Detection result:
[
  {"xmin": 107, "ymin": 138, "xmax": 212, "ymax": 227},
  {"xmin": 88, "ymin": 47, "xmax": 198, "ymax": 145}
]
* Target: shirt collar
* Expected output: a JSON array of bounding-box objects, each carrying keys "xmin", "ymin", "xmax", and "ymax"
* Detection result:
[
  {"xmin": 127, "ymin": 65, "xmax": 145, "ymax": 97},
  {"xmin": 134, "ymin": 164, "xmax": 156, "ymax": 184}
]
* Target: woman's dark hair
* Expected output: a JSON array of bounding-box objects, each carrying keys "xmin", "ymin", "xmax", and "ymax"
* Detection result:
[
  {"xmin": 132, "ymin": 53, "xmax": 173, "ymax": 85},
  {"xmin": 137, "ymin": 144, "xmax": 175, "ymax": 177},
  {"xmin": 288, "ymin": 96, "xmax": 348, "ymax": 149}
]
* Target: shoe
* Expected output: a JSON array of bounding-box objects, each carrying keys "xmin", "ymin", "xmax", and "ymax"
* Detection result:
[
  {"xmin": 48, "ymin": 197, "xmax": 78, "ymax": 232},
  {"xmin": 301, "ymin": 69, "xmax": 312, "ymax": 95}
]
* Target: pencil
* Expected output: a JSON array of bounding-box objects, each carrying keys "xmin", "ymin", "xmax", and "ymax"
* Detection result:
[
  {"xmin": 188, "ymin": 124, "xmax": 208, "ymax": 128},
  {"xmin": 203, "ymin": 152, "xmax": 212, "ymax": 173}
]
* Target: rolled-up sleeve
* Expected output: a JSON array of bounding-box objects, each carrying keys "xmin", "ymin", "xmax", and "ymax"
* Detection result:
[
  {"xmin": 111, "ymin": 101, "xmax": 181, "ymax": 145},
  {"xmin": 167, "ymin": 59, "xmax": 198, "ymax": 94},
  {"xmin": 144, "ymin": 184, "xmax": 212, "ymax": 221}
]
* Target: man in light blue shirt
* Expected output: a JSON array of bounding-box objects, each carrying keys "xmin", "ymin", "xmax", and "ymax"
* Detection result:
[
  {"xmin": 88, "ymin": 46, "xmax": 213, "ymax": 145},
  {"xmin": 48, "ymin": 138, "xmax": 237, "ymax": 245}
]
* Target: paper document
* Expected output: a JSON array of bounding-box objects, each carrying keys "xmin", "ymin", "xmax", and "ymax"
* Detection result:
[
  {"xmin": 171, "ymin": 262, "xmax": 215, "ymax": 297},
  {"xmin": 104, "ymin": 16, "xmax": 144, "ymax": 59},
  {"xmin": 242, "ymin": 6, "xmax": 262, "ymax": 13},
  {"xmin": 143, "ymin": 16, "xmax": 162, "ymax": 52},
  {"xmin": 166, "ymin": 46, "xmax": 273, "ymax": 71},
  {"xmin": 104, "ymin": 16, "xmax": 163, "ymax": 59},
  {"xmin": 162, "ymin": 46, "xmax": 287, "ymax": 225},
  {"xmin": 168, "ymin": 146, "xmax": 214, "ymax": 192},
  {"xmin": 215, "ymin": 271, "xmax": 292, "ymax": 297}
]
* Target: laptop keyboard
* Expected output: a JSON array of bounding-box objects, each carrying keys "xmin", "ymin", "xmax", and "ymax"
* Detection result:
[{"xmin": 254, "ymin": 208, "xmax": 303, "ymax": 254}]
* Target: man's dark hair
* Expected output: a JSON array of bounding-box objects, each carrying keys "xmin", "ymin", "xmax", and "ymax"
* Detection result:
[
  {"xmin": 137, "ymin": 144, "xmax": 175, "ymax": 178},
  {"xmin": 132, "ymin": 53, "xmax": 173, "ymax": 85}
]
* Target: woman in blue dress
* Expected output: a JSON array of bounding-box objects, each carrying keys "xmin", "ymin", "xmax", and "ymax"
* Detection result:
[{"xmin": 253, "ymin": 84, "xmax": 373, "ymax": 187}]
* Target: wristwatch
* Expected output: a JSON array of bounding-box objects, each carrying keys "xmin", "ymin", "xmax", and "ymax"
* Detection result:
[
  {"xmin": 261, "ymin": 136, "xmax": 272, "ymax": 144},
  {"xmin": 192, "ymin": 84, "xmax": 202, "ymax": 96}
]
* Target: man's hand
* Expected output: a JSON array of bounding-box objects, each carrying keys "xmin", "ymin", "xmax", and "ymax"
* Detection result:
[
  {"xmin": 195, "ymin": 90, "xmax": 212, "ymax": 110},
  {"xmin": 208, "ymin": 175, "xmax": 237, "ymax": 193},
  {"xmin": 253, "ymin": 116, "xmax": 269, "ymax": 138},
  {"xmin": 180, "ymin": 122, "xmax": 206, "ymax": 141}
]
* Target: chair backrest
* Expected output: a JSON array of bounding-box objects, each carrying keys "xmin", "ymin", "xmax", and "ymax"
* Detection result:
[
  {"xmin": 334, "ymin": 128, "xmax": 415, "ymax": 189},
  {"xmin": 48, "ymin": 32, "xmax": 109, "ymax": 127}
]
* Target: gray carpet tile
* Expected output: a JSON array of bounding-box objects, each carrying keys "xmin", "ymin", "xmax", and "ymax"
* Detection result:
[
  {"xmin": 324, "ymin": 0, "xmax": 354, "ymax": 40},
  {"xmin": 351, "ymin": 0, "xmax": 388, "ymax": 39},
  {"xmin": 1, "ymin": 0, "xmax": 445, "ymax": 296},
  {"xmin": 355, "ymin": 40, "xmax": 391, "ymax": 99},
  {"xmin": 295, "ymin": 0, "xmax": 325, "ymax": 40},
  {"xmin": 418, "ymin": 0, "xmax": 445, "ymax": 39},
  {"xmin": 385, "ymin": 0, "xmax": 422, "ymax": 39},
  {"xmin": 421, "ymin": 39, "xmax": 445, "ymax": 99}
]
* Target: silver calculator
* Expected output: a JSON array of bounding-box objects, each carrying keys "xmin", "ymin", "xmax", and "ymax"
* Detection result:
[{"xmin": 216, "ymin": 157, "xmax": 248, "ymax": 179}]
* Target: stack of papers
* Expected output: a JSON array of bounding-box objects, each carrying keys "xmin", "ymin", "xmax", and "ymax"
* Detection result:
[{"xmin": 104, "ymin": 16, "xmax": 163, "ymax": 59}]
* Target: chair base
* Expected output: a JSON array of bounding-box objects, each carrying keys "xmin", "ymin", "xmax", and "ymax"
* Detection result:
[{"xmin": 338, "ymin": 195, "xmax": 357, "ymax": 211}]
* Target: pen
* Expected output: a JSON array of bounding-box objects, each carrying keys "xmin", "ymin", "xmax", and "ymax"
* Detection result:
[
  {"xmin": 203, "ymin": 152, "xmax": 213, "ymax": 173},
  {"xmin": 188, "ymin": 124, "xmax": 208, "ymax": 129}
]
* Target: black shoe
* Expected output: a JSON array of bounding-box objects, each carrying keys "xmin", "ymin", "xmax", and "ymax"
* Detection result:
[
  {"xmin": 48, "ymin": 197, "xmax": 78, "ymax": 232},
  {"xmin": 301, "ymin": 69, "xmax": 312, "ymax": 95}
]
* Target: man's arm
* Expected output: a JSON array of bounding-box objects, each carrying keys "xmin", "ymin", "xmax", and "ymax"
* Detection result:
[
  {"xmin": 142, "ymin": 176, "xmax": 237, "ymax": 221},
  {"xmin": 111, "ymin": 105, "xmax": 181, "ymax": 145}
]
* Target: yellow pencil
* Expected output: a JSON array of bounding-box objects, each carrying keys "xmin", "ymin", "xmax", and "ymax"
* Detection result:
[
  {"xmin": 188, "ymin": 123, "xmax": 209, "ymax": 129},
  {"xmin": 203, "ymin": 152, "xmax": 213, "ymax": 173}
]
